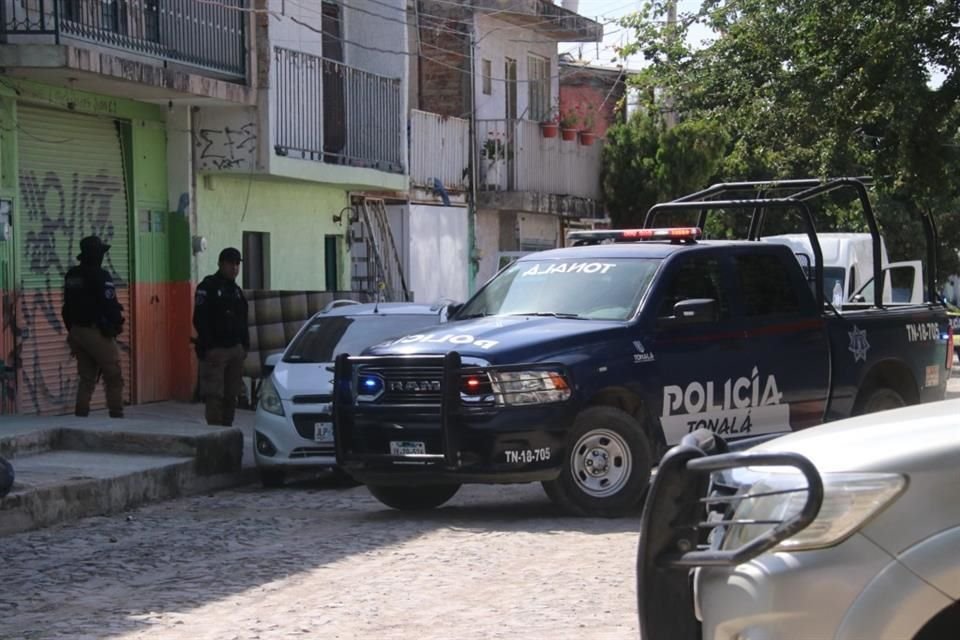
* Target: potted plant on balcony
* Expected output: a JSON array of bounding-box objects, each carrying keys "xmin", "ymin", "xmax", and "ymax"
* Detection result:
[
  {"xmin": 540, "ymin": 108, "xmax": 559, "ymax": 138},
  {"xmin": 482, "ymin": 131, "xmax": 507, "ymax": 189},
  {"xmin": 559, "ymin": 109, "xmax": 579, "ymax": 141},
  {"xmin": 578, "ymin": 104, "xmax": 597, "ymax": 146}
]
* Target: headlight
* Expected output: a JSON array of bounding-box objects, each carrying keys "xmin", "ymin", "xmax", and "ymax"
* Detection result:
[
  {"xmin": 721, "ymin": 471, "xmax": 906, "ymax": 552},
  {"xmin": 489, "ymin": 370, "xmax": 571, "ymax": 406},
  {"xmin": 259, "ymin": 376, "xmax": 285, "ymax": 416}
]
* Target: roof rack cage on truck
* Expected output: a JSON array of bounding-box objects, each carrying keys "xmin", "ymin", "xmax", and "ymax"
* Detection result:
[{"xmin": 642, "ymin": 176, "xmax": 940, "ymax": 309}]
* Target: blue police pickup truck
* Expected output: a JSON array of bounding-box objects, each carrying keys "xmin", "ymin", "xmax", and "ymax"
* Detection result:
[{"xmin": 332, "ymin": 178, "xmax": 952, "ymax": 517}]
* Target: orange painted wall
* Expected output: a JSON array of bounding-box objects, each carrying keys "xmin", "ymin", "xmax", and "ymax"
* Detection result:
[{"xmin": 132, "ymin": 281, "xmax": 196, "ymax": 403}]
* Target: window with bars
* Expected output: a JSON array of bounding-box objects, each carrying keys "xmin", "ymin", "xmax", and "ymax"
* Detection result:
[{"xmin": 526, "ymin": 55, "xmax": 551, "ymax": 122}]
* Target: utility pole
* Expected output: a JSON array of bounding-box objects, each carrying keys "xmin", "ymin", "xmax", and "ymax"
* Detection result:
[
  {"xmin": 663, "ymin": 0, "xmax": 678, "ymax": 129},
  {"xmin": 466, "ymin": 28, "xmax": 480, "ymax": 294}
]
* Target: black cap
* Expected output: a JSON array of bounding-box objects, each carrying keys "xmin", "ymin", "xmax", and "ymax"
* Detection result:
[
  {"xmin": 218, "ymin": 247, "xmax": 242, "ymax": 264},
  {"xmin": 77, "ymin": 235, "xmax": 110, "ymax": 260}
]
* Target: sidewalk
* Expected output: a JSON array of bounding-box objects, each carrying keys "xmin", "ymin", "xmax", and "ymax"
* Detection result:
[{"xmin": 0, "ymin": 402, "xmax": 257, "ymax": 536}]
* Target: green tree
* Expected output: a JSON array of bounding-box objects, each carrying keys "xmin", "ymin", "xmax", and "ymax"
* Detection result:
[
  {"xmin": 602, "ymin": 109, "xmax": 728, "ymax": 227},
  {"xmin": 619, "ymin": 0, "xmax": 960, "ymax": 280}
]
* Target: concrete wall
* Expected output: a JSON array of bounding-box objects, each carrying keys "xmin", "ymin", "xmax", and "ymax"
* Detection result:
[
  {"xmin": 193, "ymin": 107, "xmax": 260, "ymax": 173},
  {"xmin": 518, "ymin": 212, "xmax": 560, "ymax": 249},
  {"xmin": 195, "ymin": 174, "xmax": 349, "ymax": 290},
  {"xmin": 473, "ymin": 14, "xmax": 559, "ymax": 122},
  {"xmin": 267, "ymin": 0, "xmax": 405, "ymax": 77},
  {"xmin": 267, "ymin": 0, "xmax": 324, "ymax": 58},
  {"xmin": 346, "ymin": 0, "xmax": 407, "ymax": 79},
  {"xmin": 408, "ymin": 205, "xmax": 469, "ymax": 303},
  {"xmin": 476, "ymin": 208, "xmax": 501, "ymax": 287}
]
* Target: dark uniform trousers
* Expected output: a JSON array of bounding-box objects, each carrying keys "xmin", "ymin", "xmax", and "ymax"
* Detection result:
[
  {"xmin": 68, "ymin": 325, "xmax": 124, "ymax": 415},
  {"xmin": 199, "ymin": 344, "xmax": 246, "ymax": 426}
]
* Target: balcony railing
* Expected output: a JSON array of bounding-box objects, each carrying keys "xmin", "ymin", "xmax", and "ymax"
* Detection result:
[
  {"xmin": 274, "ymin": 47, "xmax": 403, "ymax": 174},
  {"xmin": 410, "ymin": 109, "xmax": 470, "ymax": 192},
  {"xmin": 477, "ymin": 119, "xmax": 602, "ymax": 200},
  {"xmin": 0, "ymin": 0, "xmax": 247, "ymax": 78}
]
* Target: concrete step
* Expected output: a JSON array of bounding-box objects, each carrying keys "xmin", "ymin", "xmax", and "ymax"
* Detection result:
[
  {"xmin": 0, "ymin": 413, "xmax": 254, "ymax": 536},
  {"xmin": 1, "ymin": 448, "xmax": 255, "ymax": 536}
]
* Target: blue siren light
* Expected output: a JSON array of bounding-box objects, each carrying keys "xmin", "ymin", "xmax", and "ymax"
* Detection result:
[{"xmin": 359, "ymin": 375, "xmax": 383, "ymax": 393}]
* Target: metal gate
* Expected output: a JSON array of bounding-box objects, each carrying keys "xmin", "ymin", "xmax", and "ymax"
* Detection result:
[{"xmin": 16, "ymin": 105, "xmax": 133, "ymax": 414}]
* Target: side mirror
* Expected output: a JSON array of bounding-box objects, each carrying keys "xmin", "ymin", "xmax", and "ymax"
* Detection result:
[
  {"xmin": 445, "ymin": 302, "xmax": 464, "ymax": 320},
  {"xmin": 659, "ymin": 298, "xmax": 719, "ymax": 327},
  {"xmin": 265, "ymin": 353, "xmax": 282, "ymax": 367}
]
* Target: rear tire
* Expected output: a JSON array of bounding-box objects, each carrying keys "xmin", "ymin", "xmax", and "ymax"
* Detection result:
[
  {"xmin": 542, "ymin": 405, "xmax": 653, "ymax": 518},
  {"xmin": 855, "ymin": 387, "xmax": 906, "ymax": 415},
  {"xmin": 259, "ymin": 468, "xmax": 286, "ymax": 489},
  {"xmin": 367, "ymin": 484, "xmax": 461, "ymax": 511}
]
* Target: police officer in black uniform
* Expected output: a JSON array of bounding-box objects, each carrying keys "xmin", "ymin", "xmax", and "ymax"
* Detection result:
[
  {"xmin": 62, "ymin": 235, "xmax": 125, "ymax": 418},
  {"xmin": 193, "ymin": 247, "xmax": 249, "ymax": 426}
]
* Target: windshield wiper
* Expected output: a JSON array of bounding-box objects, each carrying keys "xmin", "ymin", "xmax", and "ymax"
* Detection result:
[
  {"xmin": 456, "ymin": 312, "xmax": 489, "ymax": 320},
  {"xmin": 507, "ymin": 311, "xmax": 583, "ymax": 319}
]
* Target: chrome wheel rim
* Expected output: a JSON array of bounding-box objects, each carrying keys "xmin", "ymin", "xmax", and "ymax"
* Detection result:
[{"xmin": 570, "ymin": 428, "xmax": 632, "ymax": 498}]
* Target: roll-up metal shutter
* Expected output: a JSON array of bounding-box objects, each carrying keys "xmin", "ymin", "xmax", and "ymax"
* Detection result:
[{"xmin": 16, "ymin": 106, "xmax": 133, "ymax": 414}]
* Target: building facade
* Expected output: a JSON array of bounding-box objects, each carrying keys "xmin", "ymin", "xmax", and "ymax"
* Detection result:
[
  {"xmin": 0, "ymin": 0, "xmax": 413, "ymax": 414},
  {"xmin": 409, "ymin": 0, "xmax": 604, "ymax": 290},
  {"xmin": 0, "ymin": 0, "xmax": 253, "ymax": 413}
]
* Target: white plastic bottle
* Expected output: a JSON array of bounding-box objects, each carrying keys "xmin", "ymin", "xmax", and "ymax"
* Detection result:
[{"xmin": 832, "ymin": 281, "xmax": 844, "ymax": 307}]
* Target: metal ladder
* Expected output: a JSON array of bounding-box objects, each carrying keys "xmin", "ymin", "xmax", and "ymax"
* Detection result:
[{"xmin": 349, "ymin": 198, "xmax": 411, "ymax": 302}]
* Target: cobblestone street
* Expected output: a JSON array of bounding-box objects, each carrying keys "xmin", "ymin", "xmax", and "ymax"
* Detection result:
[{"xmin": 0, "ymin": 481, "xmax": 640, "ymax": 640}]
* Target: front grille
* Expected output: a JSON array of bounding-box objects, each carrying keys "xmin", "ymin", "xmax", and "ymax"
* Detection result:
[
  {"xmin": 292, "ymin": 413, "xmax": 332, "ymax": 440},
  {"xmin": 290, "ymin": 446, "xmax": 335, "ymax": 458},
  {"xmin": 292, "ymin": 394, "xmax": 332, "ymax": 405},
  {"xmin": 361, "ymin": 365, "xmax": 444, "ymax": 404}
]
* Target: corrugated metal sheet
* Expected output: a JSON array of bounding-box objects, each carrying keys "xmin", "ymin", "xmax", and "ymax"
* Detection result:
[
  {"xmin": 410, "ymin": 110, "xmax": 470, "ymax": 192},
  {"xmin": 16, "ymin": 106, "xmax": 133, "ymax": 414}
]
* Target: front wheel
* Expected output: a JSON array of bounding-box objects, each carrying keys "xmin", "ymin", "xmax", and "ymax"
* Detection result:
[
  {"xmin": 542, "ymin": 405, "xmax": 653, "ymax": 518},
  {"xmin": 367, "ymin": 484, "xmax": 461, "ymax": 511}
]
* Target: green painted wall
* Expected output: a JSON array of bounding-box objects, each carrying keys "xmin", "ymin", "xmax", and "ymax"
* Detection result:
[
  {"xmin": 129, "ymin": 119, "xmax": 179, "ymax": 284},
  {"xmin": 7, "ymin": 78, "xmax": 165, "ymax": 123},
  {"xmin": 195, "ymin": 174, "xmax": 351, "ymax": 290}
]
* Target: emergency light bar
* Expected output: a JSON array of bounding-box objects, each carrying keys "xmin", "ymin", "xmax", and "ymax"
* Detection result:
[{"xmin": 567, "ymin": 227, "xmax": 702, "ymax": 246}]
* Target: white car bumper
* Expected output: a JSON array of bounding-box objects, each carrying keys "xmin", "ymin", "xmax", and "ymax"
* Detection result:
[{"xmin": 253, "ymin": 399, "xmax": 337, "ymax": 469}]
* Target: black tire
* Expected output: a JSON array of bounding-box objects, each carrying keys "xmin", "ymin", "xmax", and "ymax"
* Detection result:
[
  {"xmin": 367, "ymin": 484, "xmax": 461, "ymax": 511},
  {"xmin": 542, "ymin": 405, "xmax": 653, "ymax": 518},
  {"xmin": 259, "ymin": 468, "xmax": 286, "ymax": 489},
  {"xmin": 855, "ymin": 387, "xmax": 906, "ymax": 416}
]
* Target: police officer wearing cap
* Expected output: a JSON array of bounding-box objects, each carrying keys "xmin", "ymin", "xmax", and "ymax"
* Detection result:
[
  {"xmin": 193, "ymin": 247, "xmax": 249, "ymax": 426},
  {"xmin": 62, "ymin": 235, "xmax": 125, "ymax": 418}
]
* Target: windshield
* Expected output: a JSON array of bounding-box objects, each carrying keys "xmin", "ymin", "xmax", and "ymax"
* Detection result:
[
  {"xmin": 283, "ymin": 314, "xmax": 439, "ymax": 363},
  {"xmin": 458, "ymin": 258, "xmax": 661, "ymax": 321}
]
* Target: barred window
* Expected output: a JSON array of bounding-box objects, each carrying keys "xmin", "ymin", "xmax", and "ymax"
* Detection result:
[{"xmin": 527, "ymin": 55, "xmax": 551, "ymax": 122}]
